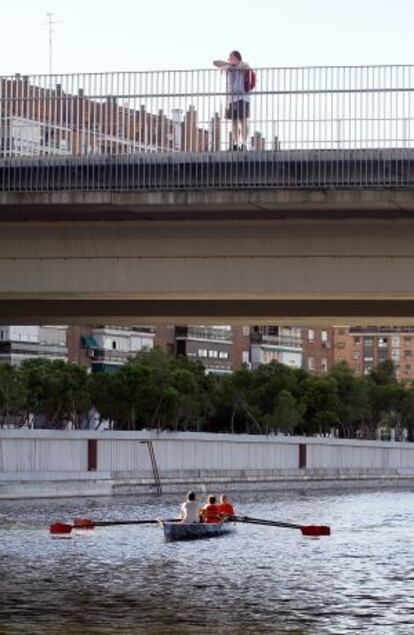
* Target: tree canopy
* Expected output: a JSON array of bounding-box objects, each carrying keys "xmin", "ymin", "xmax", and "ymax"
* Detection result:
[{"xmin": 0, "ymin": 354, "xmax": 412, "ymax": 441}]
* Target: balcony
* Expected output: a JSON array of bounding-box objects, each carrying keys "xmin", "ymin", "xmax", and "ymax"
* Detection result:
[
  {"xmin": 250, "ymin": 332, "xmax": 302, "ymax": 350},
  {"xmin": 175, "ymin": 326, "xmax": 232, "ymax": 343}
]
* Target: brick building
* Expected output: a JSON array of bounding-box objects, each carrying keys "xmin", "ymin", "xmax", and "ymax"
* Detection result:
[
  {"xmin": 301, "ymin": 327, "xmax": 334, "ymax": 374},
  {"xmin": 332, "ymin": 326, "xmax": 414, "ymax": 381}
]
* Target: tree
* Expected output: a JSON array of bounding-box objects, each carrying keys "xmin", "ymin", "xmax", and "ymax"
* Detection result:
[
  {"xmin": 330, "ymin": 362, "xmax": 371, "ymax": 438},
  {"xmin": 214, "ymin": 368, "xmax": 260, "ymax": 434},
  {"xmin": 0, "ymin": 364, "xmax": 26, "ymax": 427},
  {"xmin": 262, "ymin": 389, "xmax": 302, "ymax": 435},
  {"xmin": 19, "ymin": 358, "xmax": 91, "ymax": 428},
  {"xmin": 369, "ymin": 360, "xmax": 397, "ymax": 386},
  {"xmin": 300, "ymin": 376, "xmax": 340, "ymax": 435}
]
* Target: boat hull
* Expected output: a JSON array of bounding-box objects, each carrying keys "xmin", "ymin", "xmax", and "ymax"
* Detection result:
[{"xmin": 162, "ymin": 521, "xmax": 235, "ymax": 542}]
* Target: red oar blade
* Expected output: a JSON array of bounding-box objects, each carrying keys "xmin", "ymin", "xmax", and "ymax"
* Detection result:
[
  {"xmin": 49, "ymin": 522, "xmax": 73, "ymax": 536},
  {"xmin": 301, "ymin": 525, "xmax": 331, "ymax": 537},
  {"xmin": 73, "ymin": 518, "xmax": 95, "ymax": 529}
]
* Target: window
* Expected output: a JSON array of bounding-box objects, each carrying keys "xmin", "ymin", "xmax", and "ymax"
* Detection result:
[
  {"xmin": 0, "ymin": 331, "xmax": 3, "ymax": 340},
  {"xmin": 208, "ymin": 350, "xmax": 218, "ymax": 358},
  {"xmin": 405, "ymin": 364, "xmax": 412, "ymax": 373},
  {"xmin": 353, "ymin": 337, "xmax": 361, "ymax": 345},
  {"xmin": 352, "ymin": 351, "xmax": 360, "ymax": 360},
  {"xmin": 337, "ymin": 328, "xmax": 345, "ymax": 336},
  {"xmin": 307, "ymin": 357, "xmax": 315, "ymax": 371},
  {"xmin": 112, "ymin": 341, "xmax": 117, "ymax": 350},
  {"xmin": 364, "ymin": 338, "xmax": 373, "ymax": 347},
  {"xmin": 308, "ymin": 329, "xmax": 315, "ymax": 342},
  {"xmin": 242, "ymin": 326, "xmax": 250, "ymax": 337},
  {"xmin": 321, "ymin": 358, "xmax": 328, "ymax": 372},
  {"xmin": 404, "ymin": 350, "xmax": 412, "ymax": 357},
  {"xmin": 219, "ymin": 351, "xmax": 229, "ymax": 359},
  {"xmin": 336, "ymin": 342, "xmax": 346, "ymax": 349},
  {"xmin": 242, "ymin": 351, "xmax": 250, "ymax": 364},
  {"xmin": 198, "ymin": 349, "xmax": 208, "ymax": 358},
  {"xmin": 321, "ymin": 330, "xmax": 328, "ymax": 342},
  {"xmin": 353, "ymin": 364, "xmax": 361, "ymax": 373},
  {"xmin": 404, "ymin": 337, "xmax": 412, "ymax": 347}
]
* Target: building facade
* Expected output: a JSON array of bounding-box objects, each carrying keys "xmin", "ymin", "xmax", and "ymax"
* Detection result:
[
  {"xmin": 332, "ymin": 326, "xmax": 414, "ymax": 381},
  {"xmin": 0, "ymin": 325, "xmax": 67, "ymax": 365},
  {"xmin": 174, "ymin": 325, "xmax": 232, "ymax": 375},
  {"xmin": 67, "ymin": 325, "xmax": 155, "ymax": 373},
  {"xmin": 301, "ymin": 327, "xmax": 334, "ymax": 374},
  {"xmin": 250, "ymin": 326, "xmax": 303, "ymax": 370}
]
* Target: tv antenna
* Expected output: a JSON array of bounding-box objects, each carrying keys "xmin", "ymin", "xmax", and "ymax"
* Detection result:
[{"xmin": 45, "ymin": 11, "xmax": 61, "ymax": 75}]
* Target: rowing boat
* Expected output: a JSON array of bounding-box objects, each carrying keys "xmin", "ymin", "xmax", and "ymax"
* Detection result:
[{"xmin": 161, "ymin": 520, "xmax": 235, "ymax": 542}]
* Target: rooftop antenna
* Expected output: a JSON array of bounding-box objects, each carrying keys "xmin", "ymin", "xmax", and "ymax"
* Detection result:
[{"xmin": 45, "ymin": 11, "xmax": 60, "ymax": 75}]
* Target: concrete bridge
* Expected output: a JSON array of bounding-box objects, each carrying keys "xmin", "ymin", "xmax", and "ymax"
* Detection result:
[
  {"xmin": 1, "ymin": 66, "xmax": 414, "ymax": 324},
  {"xmin": 1, "ymin": 152, "xmax": 414, "ymax": 324}
]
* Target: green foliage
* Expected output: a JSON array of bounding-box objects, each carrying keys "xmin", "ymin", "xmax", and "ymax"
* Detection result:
[
  {"xmin": 368, "ymin": 360, "xmax": 397, "ymax": 385},
  {"xmin": 300, "ymin": 376, "xmax": 340, "ymax": 434},
  {"xmin": 0, "ymin": 351, "xmax": 413, "ymax": 438},
  {"xmin": 2, "ymin": 358, "xmax": 91, "ymax": 428}
]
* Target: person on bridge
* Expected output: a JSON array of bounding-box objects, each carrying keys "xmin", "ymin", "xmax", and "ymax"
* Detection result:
[
  {"xmin": 200, "ymin": 495, "xmax": 222, "ymax": 523},
  {"xmin": 180, "ymin": 491, "xmax": 201, "ymax": 524},
  {"xmin": 217, "ymin": 494, "xmax": 235, "ymax": 518},
  {"xmin": 213, "ymin": 51, "xmax": 251, "ymax": 151}
]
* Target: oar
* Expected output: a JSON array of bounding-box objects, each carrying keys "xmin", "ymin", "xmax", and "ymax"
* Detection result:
[
  {"xmin": 229, "ymin": 515, "xmax": 331, "ymax": 537},
  {"xmin": 49, "ymin": 518, "xmax": 180, "ymax": 535}
]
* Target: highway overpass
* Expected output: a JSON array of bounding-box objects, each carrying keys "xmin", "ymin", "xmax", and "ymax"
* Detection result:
[{"xmin": 1, "ymin": 154, "xmax": 414, "ymax": 324}]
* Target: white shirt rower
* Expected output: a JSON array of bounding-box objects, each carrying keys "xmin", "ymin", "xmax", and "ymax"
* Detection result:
[{"xmin": 180, "ymin": 491, "xmax": 201, "ymax": 524}]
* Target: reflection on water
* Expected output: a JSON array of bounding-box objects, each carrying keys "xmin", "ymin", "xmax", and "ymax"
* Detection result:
[{"xmin": 1, "ymin": 489, "xmax": 413, "ymax": 634}]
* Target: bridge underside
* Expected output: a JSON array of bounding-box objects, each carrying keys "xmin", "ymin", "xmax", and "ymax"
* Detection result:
[
  {"xmin": 2, "ymin": 187, "xmax": 414, "ymax": 324},
  {"xmin": 2, "ymin": 298, "xmax": 414, "ymax": 325}
]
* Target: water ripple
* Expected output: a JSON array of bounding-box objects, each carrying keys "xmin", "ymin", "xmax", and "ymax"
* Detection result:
[{"xmin": 0, "ymin": 488, "xmax": 413, "ymax": 634}]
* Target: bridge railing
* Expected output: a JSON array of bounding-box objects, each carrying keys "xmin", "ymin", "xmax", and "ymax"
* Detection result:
[{"xmin": 1, "ymin": 65, "xmax": 414, "ymax": 190}]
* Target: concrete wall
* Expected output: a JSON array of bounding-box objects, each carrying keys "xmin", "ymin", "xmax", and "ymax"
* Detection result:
[{"xmin": 1, "ymin": 430, "xmax": 413, "ymax": 498}]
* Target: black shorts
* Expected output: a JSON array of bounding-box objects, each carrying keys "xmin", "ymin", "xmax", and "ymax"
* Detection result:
[{"xmin": 226, "ymin": 99, "xmax": 250, "ymax": 121}]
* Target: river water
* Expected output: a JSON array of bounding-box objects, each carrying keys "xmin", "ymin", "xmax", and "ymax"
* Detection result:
[{"xmin": 0, "ymin": 488, "xmax": 413, "ymax": 635}]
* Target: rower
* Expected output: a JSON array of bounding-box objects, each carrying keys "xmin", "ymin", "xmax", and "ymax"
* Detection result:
[
  {"xmin": 217, "ymin": 494, "xmax": 235, "ymax": 518},
  {"xmin": 180, "ymin": 491, "xmax": 201, "ymax": 524},
  {"xmin": 200, "ymin": 495, "xmax": 222, "ymax": 524}
]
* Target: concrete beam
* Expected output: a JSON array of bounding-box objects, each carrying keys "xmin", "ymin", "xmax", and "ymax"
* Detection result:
[
  {"xmin": 2, "ymin": 188, "xmax": 414, "ymax": 221},
  {"xmin": 2, "ymin": 298, "xmax": 414, "ymax": 325},
  {"xmin": 0, "ymin": 202, "xmax": 414, "ymax": 322}
]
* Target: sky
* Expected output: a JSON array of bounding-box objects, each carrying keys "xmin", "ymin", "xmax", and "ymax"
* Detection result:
[{"xmin": 0, "ymin": 0, "xmax": 413, "ymax": 76}]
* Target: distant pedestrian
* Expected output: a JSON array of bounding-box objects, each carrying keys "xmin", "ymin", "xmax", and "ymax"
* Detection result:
[{"xmin": 213, "ymin": 51, "xmax": 254, "ymax": 151}]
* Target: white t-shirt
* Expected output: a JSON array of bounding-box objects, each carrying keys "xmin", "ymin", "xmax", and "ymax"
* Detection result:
[{"xmin": 180, "ymin": 500, "xmax": 200, "ymax": 524}]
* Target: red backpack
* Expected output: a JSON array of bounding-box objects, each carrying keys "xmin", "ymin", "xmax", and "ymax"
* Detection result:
[{"xmin": 244, "ymin": 68, "xmax": 256, "ymax": 92}]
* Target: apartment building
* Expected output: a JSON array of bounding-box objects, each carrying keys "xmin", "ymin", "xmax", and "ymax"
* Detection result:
[
  {"xmin": 0, "ymin": 74, "xmax": 272, "ymax": 157},
  {"xmin": 0, "ymin": 326, "xmax": 67, "ymax": 365},
  {"xmin": 302, "ymin": 327, "xmax": 334, "ymax": 374},
  {"xmin": 332, "ymin": 326, "xmax": 414, "ymax": 381},
  {"xmin": 250, "ymin": 326, "xmax": 303, "ymax": 370},
  {"xmin": 0, "ymin": 75, "xmax": 222, "ymax": 158},
  {"xmin": 174, "ymin": 325, "xmax": 232, "ymax": 375},
  {"xmin": 67, "ymin": 325, "xmax": 155, "ymax": 373}
]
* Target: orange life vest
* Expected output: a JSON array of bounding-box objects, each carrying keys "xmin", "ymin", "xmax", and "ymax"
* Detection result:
[
  {"xmin": 202, "ymin": 503, "xmax": 222, "ymax": 524},
  {"xmin": 218, "ymin": 502, "xmax": 235, "ymax": 517}
]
